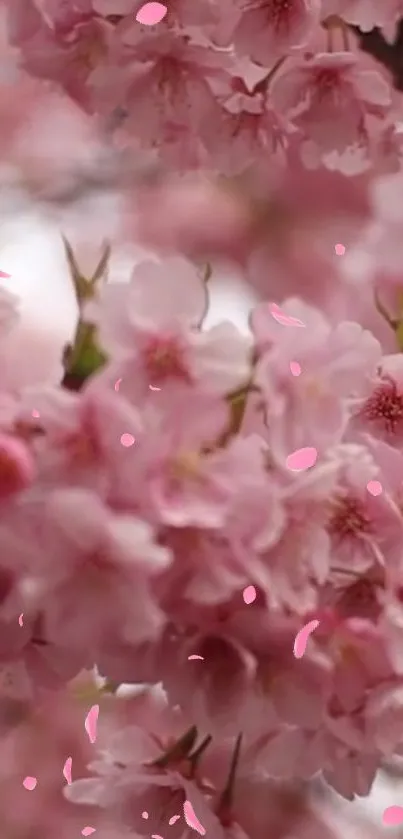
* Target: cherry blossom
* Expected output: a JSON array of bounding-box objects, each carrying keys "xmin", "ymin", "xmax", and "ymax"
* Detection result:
[{"xmin": 1, "ymin": 2, "xmax": 403, "ymax": 838}]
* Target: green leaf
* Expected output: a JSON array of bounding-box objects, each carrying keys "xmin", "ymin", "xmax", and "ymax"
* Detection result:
[
  {"xmin": 62, "ymin": 236, "xmax": 111, "ymax": 308},
  {"xmin": 62, "ymin": 322, "xmax": 107, "ymax": 390}
]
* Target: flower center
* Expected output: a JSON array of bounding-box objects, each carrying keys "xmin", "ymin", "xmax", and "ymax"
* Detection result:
[
  {"xmin": 361, "ymin": 377, "xmax": 403, "ymax": 435},
  {"xmin": 327, "ymin": 496, "xmax": 371, "ymax": 540},
  {"xmin": 142, "ymin": 335, "xmax": 191, "ymax": 385}
]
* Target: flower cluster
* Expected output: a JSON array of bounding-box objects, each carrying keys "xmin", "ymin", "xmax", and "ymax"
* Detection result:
[{"xmin": 1, "ymin": 1, "xmax": 403, "ymax": 838}]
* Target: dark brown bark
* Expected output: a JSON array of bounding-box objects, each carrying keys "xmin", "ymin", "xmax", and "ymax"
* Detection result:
[{"xmin": 353, "ymin": 21, "xmax": 403, "ymax": 90}]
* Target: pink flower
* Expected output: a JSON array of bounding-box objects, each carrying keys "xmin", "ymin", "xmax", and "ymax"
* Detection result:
[
  {"xmin": 248, "ymin": 458, "xmax": 339, "ymax": 614},
  {"xmin": 324, "ymin": 443, "xmax": 403, "ymax": 573},
  {"xmin": 66, "ymin": 684, "xmax": 219, "ymax": 837},
  {"xmin": 125, "ymin": 390, "xmax": 251, "ymax": 528},
  {"xmin": 159, "ymin": 632, "xmax": 258, "ymax": 737},
  {"xmin": 87, "ymin": 258, "xmax": 251, "ymax": 400},
  {"xmin": 99, "ymin": 29, "xmax": 229, "ymax": 158},
  {"xmin": 201, "ymin": 92, "xmax": 291, "ymax": 176},
  {"xmin": 227, "ymin": 0, "xmax": 319, "ymax": 67},
  {"xmin": 14, "ymin": 8, "xmax": 114, "ymax": 110},
  {"xmin": 30, "ymin": 488, "xmax": 171, "ymax": 657},
  {"xmin": 271, "ymin": 52, "xmax": 390, "ymax": 167},
  {"xmin": 252, "ymin": 298, "xmax": 381, "ymax": 458},
  {"xmin": 2, "ymin": 0, "xmax": 403, "ymax": 821},
  {"xmin": 0, "ymin": 686, "xmax": 93, "ymax": 839},
  {"xmin": 352, "ymin": 354, "xmax": 403, "ymax": 447}
]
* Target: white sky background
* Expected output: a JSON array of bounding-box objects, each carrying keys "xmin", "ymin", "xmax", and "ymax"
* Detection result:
[{"xmin": 0, "ymin": 203, "xmax": 256, "ymax": 391}]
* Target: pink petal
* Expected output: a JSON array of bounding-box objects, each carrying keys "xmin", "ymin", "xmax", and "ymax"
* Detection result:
[
  {"xmin": 142, "ymin": 812, "xmax": 149, "ymax": 819},
  {"xmin": 269, "ymin": 303, "xmax": 305, "ymax": 328},
  {"xmin": 81, "ymin": 829, "xmax": 96, "ymax": 836},
  {"xmin": 334, "ymin": 243, "xmax": 346, "ymax": 256},
  {"xmin": 289, "ymin": 361, "xmax": 301, "ymax": 377},
  {"xmin": 18, "ymin": 613, "xmax": 23, "ymax": 626},
  {"xmin": 293, "ymin": 620, "xmax": 320, "ymax": 659},
  {"xmin": 367, "ymin": 480, "xmax": 383, "ymax": 496},
  {"xmin": 183, "ymin": 800, "xmax": 206, "ymax": 836},
  {"xmin": 114, "ymin": 378, "xmax": 122, "ymax": 392},
  {"xmin": 84, "ymin": 704, "xmax": 99, "ymax": 744},
  {"xmin": 243, "ymin": 585, "xmax": 257, "ymax": 605},
  {"xmin": 169, "ymin": 815, "xmax": 181, "ymax": 826},
  {"xmin": 188, "ymin": 655, "xmax": 204, "ymax": 660},
  {"xmin": 63, "ymin": 757, "xmax": 72, "ymax": 785},
  {"xmin": 136, "ymin": 1, "xmax": 167, "ymax": 24},
  {"xmin": 120, "ymin": 433, "xmax": 135, "ymax": 448},
  {"xmin": 383, "ymin": 806, "xmax": 403, "ymax": 826},
  {"xmin": 286, "ymin": 447, "xmax": 318, "ymax": 472},
  {"xmin": 23, "ymin": 776, "xmax": 37, "ymax": 791},
  {"xmin": 0, "ymin": 270, "xmax": 11, "ymax": 278}
]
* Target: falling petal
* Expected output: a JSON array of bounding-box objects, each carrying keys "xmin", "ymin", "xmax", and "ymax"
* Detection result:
[
  {"xmin": 63, "ymin": 757, "xmax": 72, "ymax": 785},
  {"xmin": 269, "ymin": 303, "xmax": 305, "ymax": 328},
  {"xmin": 289, "ymin": 361, "xmax": 301, "ymax": 377},
  {"xmin": 32, "ymin": 410, "xmax": 40, "ymax": 418},
  {"xmin": 81, "ymin": 829, "xmax": 96, "ymax": 836},
  {"xmin": 0, "ymin": 270, "xmax": 11, "ymax": 278},
  {"xmin": 149, "ymin": 385, "xmax": 161, "ymax": 391},
  {"xmin": 18, "ymin": 613, "xmax": 23, "ymax": 626},
  {"xmin": 188, "ymin": 655, "xmax": 204, "ymax": 660},
  {"xmin": 120, "ymin": 433, "xmax": 135, "ymax": 448},
  {"xmin": 293, "ymin": 620, "xmax": 320, "ymax": 659},
  {"xmin": 367, "ymin": 480, "xmax": 383, "ymax": 496},
  {"xmin": 114, "ymin": 378, "xmax": 122, "ymax": 392},
  {"xmin": 286, "ymin": 447, "xmax": 317, "ymax": 472},
  {"xmin": 141, "ymin": 812, "xmax": 149, "ymax": 820},
  {"xmin": 23, "ymin": 776, "xmax": 37, "ymax": 790},
  {"xmin": 334, "ymin": 243, "xmax": 345, "ymax": 256},
  {"xmin": 383, "ymin": 806, "xmax": 403, "ymax": 826},
  {"xmin": 84, "ymin": 704, "xmax": 99, "ymax": 744},
  {"xmin": 169, "ymin": 816, "xmax": 180, "ymax": 826},
  {"xmin": 183, "ymin": 800, "xmax": 206, "ymax": 836},
  {"xmin": 243, "ymin": 585, "xmax": 256, "ymax": 605},
  {"xmin": 136, "ymin": 2, "xmax": 167, "ymax": 25}
]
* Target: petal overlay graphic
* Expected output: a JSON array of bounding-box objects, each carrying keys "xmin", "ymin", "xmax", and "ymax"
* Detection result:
[
  {"xmin": 243, "ymin": 585, "xmax": 257, "ymax": 604},
  {"xmin": 23, "ymin": 776, "xmax": 37, "ymax": 790},
  {"xmin": 84, "ymin": 705, "xmax": 99, "ymax": 744},
  {"xmin": 289, "ymin": 361, "xmax": 302, "ymax": 376},
  {"xmin": 383, "ymin": 806, "xmax": 403, "ymax": 826},
  {"xmin": 269, "ymin": 303, "xmax": 305, "ymax": 327},
  {"xmin": 136, "ymin": 2, "xmax": 167, "ymax": 24},
  {"xmin": 183, "ymin": 800, "xmax": 206, "ymax": 836},
  {"xmin": 63, "ymin": 757, "xmax": 72, "ymax": 785},
  {"xmin": 286, "ymin": 447, "xmax": 318, "ymax": 472},
  {"xmin": 367, "ymin": 480, "xmax": 383, "ymax": 496},
  {"xmin": 294, "ymin": 620, "xmax": 320, "ymax": 659}
]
